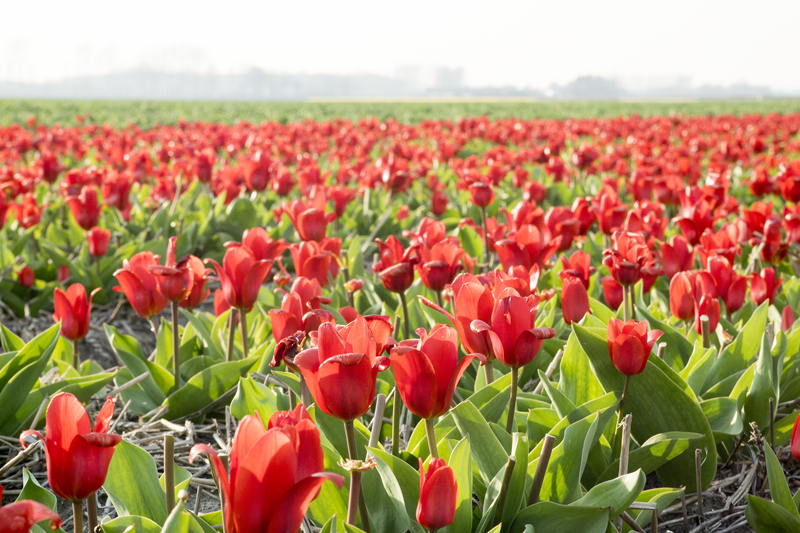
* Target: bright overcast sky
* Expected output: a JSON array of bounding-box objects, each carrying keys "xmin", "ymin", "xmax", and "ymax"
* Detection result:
[{"xmin": 2, "ymin": 0, "xmax": 798, "ymax": 91}]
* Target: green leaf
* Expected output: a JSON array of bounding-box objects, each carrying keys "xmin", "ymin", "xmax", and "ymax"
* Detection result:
[
  {"xmin": 679, "ymin": 343, "xmax": 716, "ymax": 395},
  {"xmin": 700, "ymin": 397, "xmax": 743, "ymax": 438},
  {"xmin": 575, "ymin": 470, "xmax": 645, "ymax": 519},
  {"xmin": 558, "ymin": 331, "xmax": 608, "ymax": 407},
  {"xmin": 744, "ymin": 333, "xmax": 776, "ymax": 433},
  {"xmin": 764, "ymin": 445, "xmax": 800, "ymax": 519},
  {"xmin": 452, "ymin": 401, "xmax": 508, "ymax": 485},
  {"xmin": 510, "ymin": 501, "xmax": 609, "ymax": 533},
  {"xmin": 500, "ymin": 433, "xmax": 530, "ymax": 531},
  {"xmin": 15, "ymin": 468, "xmax": 61, "ymax": 533},
  {"xmin": 104, "ymin": 440, "xmax": 169, "ymax": 525},
  {"xmin": 596, "ymin": 432, "xmax": 702, "ymax": 484},
  {"xmin": 230, "ymin": 375, "xmax": 279, "ymax": 422},
  {"xmin": 636, "ymin": 306, "xmax": 692, "ymax": 368},
  {"xmin": 164, "ymin": 357, "xmax": 260, "ymax": 421},
  {"xmin": 623, "ymin": 487, "xmax": 683, "ymax": 531},
  {"xmin": 537, "ymin": 411, "xmax": 600, "ymax": 504},
  {"xmin": 162, "ymin": 498, "xmax": 192, "ymax": 533},
  {"xmin": 369, "ymin": 447, "xmax": 423, "ymax": 526},
  {"xmin": 180, "ymin": 309, "xmax": 222, "ymax": 360},
  {"xmin": 745, "ymin": 495, "xmax": 800, "ymax": 533},
  {"xmin": 368, "ymin": 449, "xmax": 416, "ymax": 533},
  {"xmin": 0, "ymin": 323, "xmax": 25, "ymax": 351},
  {"xmin": 100, "ymin": 516, "xmax": 162, "ymax": 533},
  {"xmin": 159, "ymin": 465, "xmax": 192, "ymax": 502},
  {"xmin": 703, "ymin": 303, "xmax": 768, "ymax": 393},
  {"xmin": 573, "ymin": 324, "xmax": 716, "ymax": 492},
  {"xmin": 588, "ymin": 297, "xmax": 616, "ymax": 325},
  {"xmin": 538, "ymin": 369, "xmax": 576, "ymax": 418}
]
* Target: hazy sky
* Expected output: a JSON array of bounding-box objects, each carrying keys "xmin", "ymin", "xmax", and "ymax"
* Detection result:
[{"xmin": 2, "ymin": 0, "xmax": 798, "ymax": 90}]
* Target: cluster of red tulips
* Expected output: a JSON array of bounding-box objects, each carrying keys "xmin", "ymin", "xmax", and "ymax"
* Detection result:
[{"xmin": 4, "ymin": 110, "xmax": 800, "ymax": 533}]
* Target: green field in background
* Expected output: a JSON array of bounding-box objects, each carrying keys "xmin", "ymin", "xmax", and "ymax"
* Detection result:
[{"xmin": 2, "ymin": 99, "xmax": 800, "ymax": 127}]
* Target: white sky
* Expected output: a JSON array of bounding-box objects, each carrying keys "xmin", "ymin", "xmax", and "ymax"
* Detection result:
[{"xmin": 2, "ymin": 0, "xmax": 799, "ymax": 91}]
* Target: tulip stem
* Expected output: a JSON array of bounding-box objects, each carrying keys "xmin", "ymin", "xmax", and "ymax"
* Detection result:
[
  {"xmin": 239, "ymin": 308, "xmax": 248, "ymax": 359},
  {"xmin": 506, "ymin": 366, "xmax": 519, "ymax": 433},
  {"xmin": 399, "ymin": 291, "xmax": 410, "ymax": 340},
  {"xmin": 226, "ymin": 308, "xmax": 237, "ymax": 362},
  {"xmin": 392, "ymin": 388, "xmax": 403, "ymax": 457},
  {"xmin": 435, "ymin": 290, "xmax": 444, "ymax": 310},
  {"xmin": 612, "ymin": 374, "xmax": 632, "ymax": 458},
  {"xmin": 150, "ymin": 316, "xmax": 160, "ymax": 340},
  {"xmin": 484, "ymin": 360, "xmax": 495, "ymax": 385},
  {"xmin": 528, "ymin": 434, "xmax": 555, "ymax": 505},
  {"xmin": 73, "ymin": 339, "xmax": 79, "ymax": 370},
  {"xmin": 480, "ymin": 206, "xmax": 490, "ymax": 272},
  {"xmin": 73, "ymin": 500, "xmax": 83, "ymax": 533},
  {"xmin": 701, "ymin": 315, "xmax": 711, "ymax": 349},
  {"xmin": 299, "ymin": 374, "xmax": 311, "ymax": 407},
  {"xmin": 87, "ymin": 493, "xmax": 98, "ymax": 533},
  {"xmin": 424, "ymin": 418, "xmax": 439, "ymax": 459},
  {"xmin": 344, "ymin": 420, "xmax": 362, "ymax": 527},
  {"xmin": 95, "ymin": 256, "xmax": 101, "ymax": 280},
  {"xmin": 171, "ymin": 302, "xmax": 181, "ymax": 389},
  {"xmin": 164, "ymin": 434, "xmax": 176, "ymax": 513},
  {"xmin": 493, "ymin": 455, "xmax": 516, "ymax": 525}
]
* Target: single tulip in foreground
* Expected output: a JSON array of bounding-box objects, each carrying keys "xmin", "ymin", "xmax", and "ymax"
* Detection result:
[
  {"xmin": 52, "ymin": 283, "xmax": 100, "ymax": 369},
  {"xmin": 417, "ymin": 458, "xmax": 458, "ymax": 531},
  {"xmin": 190, "ymin": 407, "xmax": 344, "ymax": 533}
]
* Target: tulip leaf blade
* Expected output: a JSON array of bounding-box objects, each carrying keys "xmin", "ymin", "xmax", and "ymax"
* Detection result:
[
  {"xmin": 104, "ymin": 439, "xmax": 169, "ymax": 525},
  {"xmin": 595, "ymin": 432, "xmax": 702, "ymax": 484},
  {"xmin": 163, "ymin": 357, "xmax": 260, "ymax": 421},
  {"xmin": 700, "ymin": 397, "xmax": 743, "ymax": 438},
  {"xmin": 367, "ymin": 448, "xmax": 418, "ymax": 533},
  {"xmin": 538, "ymin": 369, "xmax": 576, "ymax": 418},
  {"xmin": 230, "ymin": 375, "xmax": 279, "ymax": 422},
  {"xmin": 636, "ymin": 305, "xmax": 692, "ymax": 369},
  {"xmin": 745, "ymin": 495, "xmax": 800, "ymax": 533},
  {"xmin": 509, "ymin": 501, "xmax": 610, "ymax": 533},
  {"xmin": 625, "ymin": 487, "xmax": 684, "ymax": 530},
  {"xmin": 573, "ymin": 323, "xmax": 717, "ymax": 492},
  {"xmin": 764, "ymin": 444, "xmax": 800, "ymax": 519},
  {"xmin": 444, "ymin": 436, "xmax": 474, "ymax": 533},
  {"xmin": 0, "ymin": 323, "xmax": 25, "ymax": 352},
  {"xmin": 703, "ymin": 302, "xmax": 768, "ymax": 394},
  {"xmin": 179, "ymin": 309, "xmax": 223, "ymax": 360},
  {"xmin": 100, "ymin": 516, "xmax": 162, "ymax": 533},
  {"xmin": 452, "ymin": 401, "xmax": 508, "ymax": 485},
  {"xmin": 559, "ymin": 331, "xmax": 605, "ymax": 406},
  {"xmin": 574, "ymin": 469, "xmax": 645, "ymax": 519},
  {"xmin": 743, "ymin": 334, "xmax": 776, "ymax": 434}
]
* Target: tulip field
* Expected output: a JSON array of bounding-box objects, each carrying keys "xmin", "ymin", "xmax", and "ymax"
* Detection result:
[{"xmin": 3, "ymin": 108, "xmax": 800, "ymax": 533}]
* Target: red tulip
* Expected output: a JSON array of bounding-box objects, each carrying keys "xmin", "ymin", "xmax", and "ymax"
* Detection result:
[
  {"xmin": 495, "ymin": 225, "xmax": 561, "ymax": 275},
  {"xmin": 189, "ymin": 408, "xmax": 344, "ymax": 533},
  {"xmin": 591, "ymin": 187, "xmax": 628, "ymax": 235},
  {"xmin": 431, "ymin": 190, "xmax": 448, "ymax": 216},
  {"xmin": 289, "ymin": 240, "xmax": 341, "ymax": 288},
  {"xmin": 607, "ymin": 318, "xmax": 663, "ymax": 376},
  {"xmin": 669, "ymin": 272, "xmax": 695, "ymax": 321},
  {"xmin": 114, "ymin": 252, "xmax": 170, "ymax": 319},
  {"xmin": 421, "ymin": 273, "xmax": 496, "ymax": 361},
  {"xmin": 559, "ymin": 250, "xmax": 595, "ymax": 289},
  {"xmin": 86, "ymin": 227, "xmax": 111, "ymax": 258},
  {"xmin": 673, "ymin": 194, "xmax": 715, "ymax": 245},
  {"xmin": 207, "ymin": 245, "xmax": 273, "ymax": 312},
  {"xmin": 756, "ymin": 219, "xmax": 789, "ymax": 265},
  {"xmin": 53, "ymin": 284, "xmax": 100, "ymax": 341},
  {"xmin": 269, "ymin": 288, "xmax": 334, "ymax": 345},
  {"xmin": 373, "ymin": 236, "xmax": 420, "ymax": 293},
  {"xmin": 214, "ymin": 289, "xmax": 231, "ymax": 317},
  {"xmin": 390, "ymin": 324, "xmax": 484, "ymax": 419},
  {"xmin": 179, "ymin": 256, "xmax": 211, "ymax": 310},
  {"xmin": 20, "ymin": 394, "xmax": 121, "ymax": 502},
  {"xmin": 327, "ymin": 186, "xmax": 360, "ymax": 219},
  {"xmin": 660, "ymin": 235, "xmax": 694, "ymax": 280},
  {"xmin": 468, "ymin": 181, "xmax": 494, "ymax": 207},
  {"xmin": 470, "ymin": 293, "xmax": 556, "ymax": 368},
  {"xmin": 694, "ymin": 293, "xmax": 721, "ymax": 334},
  {"xmin": 294, "ymin": 315, "xmax": 392, "ymax": 421},
  {"xmin": 239, "ymin": 228, "xmax": 288, "ymax": 262},
  {"xmin": 783, "ymin": 306, "xmax": 795, "ymax": 333},
  {"xmin": 66, "ymin": 185, "xmax": 102, "ymax": 230},
  {"xmin": 750, "ymin": 268, "xmax": 782, "ymax": 306},
  {"xmin": 0, "ymin": 486, "xmax": 62, "ymax": 533},
  {"xmin": 706, "ymin": 255, "xmax": 747, "ymax": 313},
  {"xmin": 57, "ymin": 265, "xmax": 70, "ymax": 284},
  {"xmin": 602, "ymin": 231, "xmax": 650, "ymax": 287},
  {"xmin": 571, "ymin": 196, "xmax": 595, "ymax": 235},
  {"xmin": 791, "ymin": 412, "xmax": 800, "ymax": 460},
  {"xmin": 17, "ymin": 266, "xmax": 34, "ymax": 288},
  {"xmin": 601, "ymin": 276, "xmax": 624, "ymax": 310},
  {"xmin": 416, "ymin": 458, "xmax": 458, "ymax": 531},
  {"xmin": 282, "ymin": 199, "xmax": 329, "ymax": 242},
  {"xmin": 149, "ymin": 237, "xmax": 194, "ymax": 303},
  {"xmin": 397, "ymin": 205, "xmax": 410, "ymax": 220},
  {"xmin": 545, "ymin": 206, "xmax": 580, "ymax": 252},
  {"xmin": 561, "ymin": 276, "xmax": 590, "ymax": 325},
  {"xmin": 417, "ymin": 241, "xmax": 467, "ymax": 292}
]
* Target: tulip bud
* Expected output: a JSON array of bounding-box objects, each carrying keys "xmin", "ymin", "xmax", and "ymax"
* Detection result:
[
  {"xmin": 431, "ymin": 190, "xmax": 448, "ymax": 216},
  {"xmin": 783, "ymin": 306, "xmax": 796, "ymax": 333},
  {"xmin": 561, "ymin": 276, "xmax": 590, "ymax": 325},
  {"xmin": 417, "ymin": 458, "xmax": 458, "ymax": 531},
  {"xmin": 345, "ymin": 279, "xmax": 364, "ymax": 292},
  {"xmin": 397, "ymin": 205, "xmax": 410, "ymax": 220},
  {"xmin": 601, "ymin": 276, "xmax": 623, "ymax": 310},
  {"xmin": 87, "ymin": 227, "xmax": 111, "ymax": 258},
  {"xmin": 669, "ymin": 272, "xmax": 695, "ymax": 321},
  {"xmin": 57, "ymin": 265, "xmax": 71, "ymax": 284},
  {"xmin": 18, "ymin": 266, "xmax": 34, "ymax": 288},
  {"xmin": 607, "ymin": 318, "xmax": 664, "ymax": 376},
  {"xmin": 468, "ymin": 182, "xmax": 494, "ymax": 208},
  {"xmin": 53, "ymin": 284, "xmax": 100, "ymax": 341}
]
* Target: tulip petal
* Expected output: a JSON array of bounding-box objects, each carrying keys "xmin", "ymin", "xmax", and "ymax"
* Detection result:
[
  {"xmin": 0, "ymin": 499, "xmax": 62, "ymax": 531},
  {"xmin": 93, "ymin": 397, "xmax": 116, "ymax": 433},
  {"xmin": 417, "ymin": 461, "xmax": 458, "ymax": 530},
  {"xmin": 80, "ymin": 433, "xmax": 122, "ymax": 447},
  {"xmin": 316, "ymin": 352, "xmax": 374, "ymax": 421},
  {"xmin": 229, "ymin": 413, "xmax": 267, "ymax": 496},
  {"xmin": 53, "ymin": 287, "xmax": 79, "ymax": 340},
  {"xmin": 266, "ymin": 473, "xmax": 345, "ymax": 533},
  {"xmin": 390, "ymin": 348, "xmax": 438, "ymax": 419},
  {"xmin": 610, "ymin": 335, "xmax": 648, "ymax": 376},
  {"xmin": 190, "ymin": 444, "xmax": 233, "ymax": 532}
]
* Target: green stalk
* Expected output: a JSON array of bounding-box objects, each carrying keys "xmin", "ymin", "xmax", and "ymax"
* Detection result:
[
  {"xmin": 344, "ymin": 420, "xmax": 362, "ymax": 527},
  {"xmin": 73, "ymin": 339, "xmax": 79, "ymax": 370},
  {"xmin": 399, "ymin": 291, "xmax": 410, "ymax": 340},
  {"xmin": 73, "ymin": 500, "xmax": 83, "ymax": 533},
  {"xmin": 480, "ymin": 206, "xmax": 490, "ymax": 272},
  {"xmin": 225, "ymin": 308, "xmax": 237, "ymax": 362},
  {"xmin": 392, "ymin": 388, "xmax": 403, "ymax": 457},
  {"xmin": 506, "ymin": 366, "xmax": 519, "ymax": 433},
  {"xmin": 164, "ymin": 434, "xmax": 176, "ymax": 513},
  {"xmin": 172, "ymin": 302, "xmax": 181, "ymax": 389},
  {"xmin": 425, "ymin": 418, "xmax": 439, "ymax": 459},
  {"xmin": 239, "ymin": 308, "xmax": 248, "ymax": 359},
  {"xmin": 484, "ymin": 360, "xmax": 495, "ymax": 385},
  {"xmin": 87, "ymin": 493, "xmax": 98, "ymax": 533}
]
